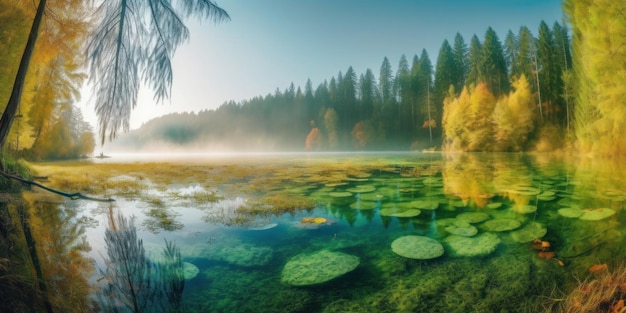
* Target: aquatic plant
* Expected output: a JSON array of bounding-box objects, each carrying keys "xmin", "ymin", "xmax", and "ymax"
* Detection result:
[
  {"xmin": 391, "ymin": 235, "xmax": 444, "ymax": 260},
  {"xmin": 444, "ymin": 232, "xmax": 501, "ymax": 257},
  {"xmin": 207, "ymin": 244, "xmax": 273, "ymax": 267},
  {"xmin": 281, "ymin": 250, "xmax": 360, "ymax": 286}
]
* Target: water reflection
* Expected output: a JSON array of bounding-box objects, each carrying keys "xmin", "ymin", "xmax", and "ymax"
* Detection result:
[
  {"xmin": 96, "ymin": 207, "xmax": 185, "ymax": 313},
  {"xmin": 15, "ymin": 153, "xmax": 626, "ymax": 312}
]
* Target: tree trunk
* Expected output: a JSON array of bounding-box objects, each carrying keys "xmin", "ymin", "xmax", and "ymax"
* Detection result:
[{"xmin": 0, "ymin": 0, "xmax": 47, "ymax": 152}]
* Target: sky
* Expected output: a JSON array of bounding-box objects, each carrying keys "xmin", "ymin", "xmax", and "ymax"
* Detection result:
[{"xmin": 80, "ymin": 0, "xmax": 565, "ymax": 133}]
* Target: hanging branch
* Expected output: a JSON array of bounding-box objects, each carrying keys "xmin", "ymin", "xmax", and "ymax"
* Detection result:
[{"xmin": 0, "ymin": 170, "xmax": 115, "ymax": 202}]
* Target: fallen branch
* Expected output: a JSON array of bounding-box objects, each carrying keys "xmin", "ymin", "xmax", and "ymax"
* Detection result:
[{"xmin": 0, "ymin": 170, "xmax": 115, "ymax": 202}]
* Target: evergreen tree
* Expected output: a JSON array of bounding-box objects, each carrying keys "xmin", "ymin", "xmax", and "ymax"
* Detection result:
[
  {"xmin": 379, "ymin": 57, "xmax": 394, "ymax": 104},
  {"xmin": 504, "ymin": 29, "xmax": 519, "ymax": 80},
  {"xmin": 465, "ymin": 35, "xmax": 482, "ymax": 87},
  {"xmin": 480, "ymin": 27, "xmax": 509, "ymax": 96},
  {"xmin": 396, "ymin": 55, "xmax": 411, "ymax": 137},
  {"xmin": 434, "ymin": 40, "xmax": 457, "ymax": 117},
  {"xmin": 452, "ymin": 33, "xmax": 469, "ymax": 93}
]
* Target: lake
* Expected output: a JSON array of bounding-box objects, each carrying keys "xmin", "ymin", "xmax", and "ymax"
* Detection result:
[{"xmin": 25, "ymin": 152, "xmax": 626, "ymax": 312}]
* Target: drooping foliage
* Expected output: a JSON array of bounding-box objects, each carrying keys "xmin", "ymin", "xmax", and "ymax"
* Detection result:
[{"xmin": 87, "ymin": 0, "xmax": 229, "ymax": 144}]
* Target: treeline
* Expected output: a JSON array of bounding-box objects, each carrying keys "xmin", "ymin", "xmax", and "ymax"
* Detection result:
[
  {"xmin": 115, "ymin": 19, "xmax": 575, "ymax": 152},
  {"xmin": 0, "ymin": 0, "xmax": 95, "ymax": 160}
]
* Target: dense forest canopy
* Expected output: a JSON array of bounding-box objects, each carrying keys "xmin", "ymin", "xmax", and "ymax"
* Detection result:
[{"xmin": 110, "ymin": 19, "xmax": 579, "ymax": 153}]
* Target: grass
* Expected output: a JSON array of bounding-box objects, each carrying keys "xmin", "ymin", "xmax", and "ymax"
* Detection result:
[{"xmin": 558, "ymin": 264, "xmax": 626, "ymax": 312}]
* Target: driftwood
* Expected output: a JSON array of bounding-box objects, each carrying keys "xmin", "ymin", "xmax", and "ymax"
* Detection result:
[{"xmin": 0, "ymin": 170, "xmax": 115, "ymax": 202}]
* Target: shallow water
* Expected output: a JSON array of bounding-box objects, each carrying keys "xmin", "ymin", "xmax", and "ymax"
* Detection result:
[{"xmin": 37, "ymin": 153, "xmax": 626, "ymax": 312}]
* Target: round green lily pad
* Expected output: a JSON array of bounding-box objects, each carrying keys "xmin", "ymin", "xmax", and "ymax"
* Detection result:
[
  {"xmin": 510, "ymin": 222, "xmax": 547, "ymax": 243},
  {"xmin": 445, "ymin": 221, "xmax": 478, "ymax": 237},
  {"xmin": 558, "ymin": 207, "xmax": 583, "ymax": 218},
  {"xmin": 349, "ymin": 201, "xmax": 378, "ymax": 210},
  {"xmin": 482, "ymin": 218, "xmax": 522, "ymax": 232},
  {"xmin": 512, "ymin": 204, "xmax": 537, "ymax": 214},
  {"xmin": 444, "ymin": 232, "xmax": 501, "ymax": 257},
  {"xmin": 509, "ymin": 186, "xmax": 540, "ymax": 196},
  {"xmin": 456, "ymin": 212, "xmax": 490, "ymax": 223},
  {"xmin": 410, "ymin": 199, "xmax": 439, "ymax": 210},
  {"xmin": 328, "ymin": 191, "xmax": 353, "ymax": 198},
  {"xmin": 579, "ymin": 208, "xmax": 615, "ymax": 221},
  {"xmin": 181, "ymin": 262, "xmax": 200, "ymax": 280},
  {"xmin": 391, "ymin": 235, "xmax": 444, "ymax": 260},
  {"xmin": 346, "ymin": 185, "xmax": 376, "ymax": 193},
  {"xmin": 485, "ymin": 202, "xmax": 503, "ymax": 209},
  {"xmin": 281, "ymin": 250, "xmax": 360, "ymax": 286},
  {"xmin": 359, "ymin": 193, "xmax": 385, "ymax": 201},
  {"xmin": 379, "ymin": 207, "xmax": 421, "ymax": 217}
]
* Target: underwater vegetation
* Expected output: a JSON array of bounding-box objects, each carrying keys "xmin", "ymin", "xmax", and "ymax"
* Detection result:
[{"xmin": 20, "ymin": 153, "xmax": 626, "ymax": 312}]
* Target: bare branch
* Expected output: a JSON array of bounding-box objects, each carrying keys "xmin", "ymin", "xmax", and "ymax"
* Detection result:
[{"xmin": 0, "ymin": 171, "xmax": 115, "ymax": 202}]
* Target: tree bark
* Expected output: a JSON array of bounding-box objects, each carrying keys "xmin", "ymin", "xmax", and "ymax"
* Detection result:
[{"xmin": 0, "ymin": 0, "xmax": 48, "ymax": 151}]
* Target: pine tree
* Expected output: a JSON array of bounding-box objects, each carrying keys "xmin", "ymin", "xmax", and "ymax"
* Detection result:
[
  {"xmin": 452, "ymin": 33, "xmax": 469, "ymax": 93},
  {"xmin": 465, "ymin": 35, "xmax": 482, "ymax": 88},
  {"xmin": 480, "ymin": 27, "xmax": 509, "ymax": 96}
]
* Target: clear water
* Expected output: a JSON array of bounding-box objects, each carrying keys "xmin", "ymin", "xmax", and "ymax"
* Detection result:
[{"xmin": 58, "ymin": 152, "xmax": 626, "ymax": 312}]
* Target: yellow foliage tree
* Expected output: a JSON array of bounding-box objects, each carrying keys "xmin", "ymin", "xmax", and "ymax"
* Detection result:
[
  {"xmin": 492, "ymin": 74, "xmax": 535, "ymax": 151},
  {"xmin": 566, "ymin": 0, "xmax": 626, "ymax": 157},
  {"xmin": 443, "ymin": 86, "xmax": 471, "ymax": 151},
  {"xmin": 467, "ymin": 83, "xmax": 496, "ymax": 151}
]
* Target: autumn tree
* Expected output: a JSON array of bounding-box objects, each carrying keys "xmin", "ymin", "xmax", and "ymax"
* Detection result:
[
  {"xmin": 565, "ymin": 0, "xmax": 626, "ymax": 156},
  {"xmin": 492, "ymin": 75, "xmax": 535, "ymax": 151}
]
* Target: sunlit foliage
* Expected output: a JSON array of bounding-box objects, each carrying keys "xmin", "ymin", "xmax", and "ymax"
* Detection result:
[
  {"xmin": 565, "ymin": 0, "xmax": 626, "ymax": 157},
  {"xmin": 443, "ymin": 76, "xmax": 535, "ymax": 152}
]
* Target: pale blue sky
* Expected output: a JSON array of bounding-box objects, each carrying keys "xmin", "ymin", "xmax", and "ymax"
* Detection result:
[{"xmin": 82, "ymin": 0, "xmax": 565, "ymax": 131}]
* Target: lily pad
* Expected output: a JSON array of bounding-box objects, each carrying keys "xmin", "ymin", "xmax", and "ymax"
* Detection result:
[
  {"xmin": 444, "ymin": 232, "xmax": 501, "ymax": 257},
  {"xmin": 391, "ymin": 235, "xmax": 444, "ymax": 260},
  {"xmin": 349, "ymin": 201, "xmax": 378, "ymax": 210},
  {"xmin": 485, "ymin": 202, "xmax": 503, "ymax": 209},
  {"xmin": 346, "ymin": 185, "xmax": 377, "ymax": 193},
  {"xmin": 281, "ymin": 250, "xmax": 360, "ymax": 286},
  {"xmin": 482, "ymin": 218, "xmax": 522, "ymax": 232},
  {"xmin": 512, "ymin": 204, "xmax": 537, "ymax": 214},
  {"xmin": 409, "ymin": 199, "xmax": 439, "ymax": 210},
  {"xmin": 579, "ymin": 208, "xmax": 615, "ymax": 221},
  {"xmin": 328, "ymin": 191, "xmax": 353, "ymax": 198},
  {"xmin": 380, "ymin": 207, "xmax": 421, "ymax": 217},
  {"xmin": 557, "ymin": 207, "xmax": 583, "ymax": 218},
  {"xmin": 456, "ymin": 212, "xmax": 490, "ymax": 223},
  {"xmin": 510, "ymin": 222, "xmax": 547, "ymax": 243},
  {"xmin": 445, "ymin": 220, "xmax": 478, "ymax": 237}
]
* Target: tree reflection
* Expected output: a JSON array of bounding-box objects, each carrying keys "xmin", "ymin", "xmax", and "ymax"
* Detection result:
[{"xmin": 97, "ymin": 207, "xmax": 184, "ymax": 313}]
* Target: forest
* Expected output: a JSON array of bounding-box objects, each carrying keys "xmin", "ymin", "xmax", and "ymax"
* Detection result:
[
  {"xmin": 1, "ymin": 1, "xmax": 625, "ymax": 158},
  {"xmin": 111, "ymin": 19, "xmax": 577, "ymax": 153}
]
